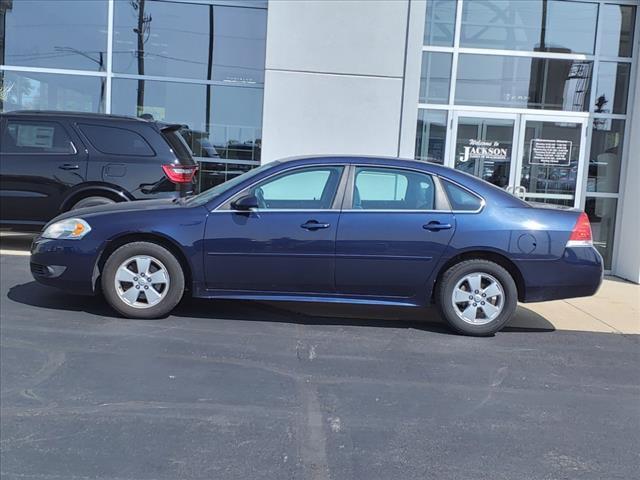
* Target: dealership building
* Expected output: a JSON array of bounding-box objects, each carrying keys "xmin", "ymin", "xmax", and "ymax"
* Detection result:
[{"xmin": 1, "ymin": 0, "xmax": 638, "ymax": 282}]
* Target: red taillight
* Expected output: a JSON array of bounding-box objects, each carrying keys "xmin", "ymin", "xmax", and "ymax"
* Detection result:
[
  {"xmin": 567, "ymin": 212, "xmax": 592, "ymax": 246},
  {"xmin": 162, "ymin": 164, "xmax": 197, "ymax": 183}
]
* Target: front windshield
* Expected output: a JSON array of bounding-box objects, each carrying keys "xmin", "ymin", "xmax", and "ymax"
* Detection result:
[{"xmin": 185, "ymin": 161, "xmax": 278, "ymax": 206}]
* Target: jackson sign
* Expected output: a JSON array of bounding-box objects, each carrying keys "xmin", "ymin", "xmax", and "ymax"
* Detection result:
[{"xmin": 459, "ymin": 139, "xmax": 509, "ymax": 163}]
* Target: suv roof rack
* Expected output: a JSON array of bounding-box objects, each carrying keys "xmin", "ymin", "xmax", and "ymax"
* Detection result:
[{"xmin": 0, "ymin": 111, "xmax": 148, "ymax": 122}]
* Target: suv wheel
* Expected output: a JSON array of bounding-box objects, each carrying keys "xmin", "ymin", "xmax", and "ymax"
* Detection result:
[
  {"xmin": 101, "ymin": 242, "xmax": 185, "ymax": 319},
  {"xmin": 436, "ymin": 259, "xmax": 517, "ymax": 336},
  {"xmin": 71, "ymin": 196, "xmax": 116, "ymax": 210}
]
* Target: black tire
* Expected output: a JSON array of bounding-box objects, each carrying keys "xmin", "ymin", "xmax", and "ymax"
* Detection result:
[
  {"xmin": 436, "ymin": 259, "xmax": 517, "ymax": 336},
  {"xmin": 101, "ymin": 242, "xmax": 185, "ymax": 319},
  {"xmin": 71, "ymin": 196, "xmax": 117, "ymax": 210}
]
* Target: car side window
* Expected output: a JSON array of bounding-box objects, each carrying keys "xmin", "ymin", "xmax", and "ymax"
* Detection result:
[
  {"xmin": 2, "ymin": 120, "xmax": 76, "ymax": 154},
  {"xmin": 247, "ymin": 166, "xmax": 344, "ymax": 210},
  {"xmin": 353, "ymin": 167, "xmax": 436, "ymax": 210},
  {"xmin": 442, "ymin": 180, "xmax": 483, "ymax": 211},
  {"xmin": 78, "ymin": 124, "xmax": 155, "ymax": 156}
]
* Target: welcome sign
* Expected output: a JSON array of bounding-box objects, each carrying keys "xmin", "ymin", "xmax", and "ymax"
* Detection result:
[{"xmin": 459, "ymin": 139, "xmax": 509, "ymax": 163}]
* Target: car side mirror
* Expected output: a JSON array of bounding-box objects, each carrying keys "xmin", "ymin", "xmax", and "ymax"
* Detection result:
[{"xmin": 231, "ymin": 194, "xmax": 259, "ymax": 211}]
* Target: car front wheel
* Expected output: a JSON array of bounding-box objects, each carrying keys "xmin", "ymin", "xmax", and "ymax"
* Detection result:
[
  {"xmin": 101, "ymin": 242, "xmax": 185, "ymax": 319},
  {"xmin": 436, "ymin": 259, "xmax": 517, "ymax": 336}
]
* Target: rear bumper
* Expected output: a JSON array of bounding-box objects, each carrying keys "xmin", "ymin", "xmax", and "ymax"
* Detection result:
[
  {"xmin": 30, "ymin": 237, "xmax": 100, "ymax": 295},
  {"xmin": 520, "ymin": 246, "xmax": 604, "ymax": 302}
]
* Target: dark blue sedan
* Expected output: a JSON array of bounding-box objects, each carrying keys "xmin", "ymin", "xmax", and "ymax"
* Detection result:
[{"xmin": 30, "ymin": 156, "xmax": 603, "ymax": 336}]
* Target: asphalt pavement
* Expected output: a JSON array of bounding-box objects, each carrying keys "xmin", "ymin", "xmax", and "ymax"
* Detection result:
[{"xmin": 1, "ymin": 253, "xmax": 639, "ymax": 480}]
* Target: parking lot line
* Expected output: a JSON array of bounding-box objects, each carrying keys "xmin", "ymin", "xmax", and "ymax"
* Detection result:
[{"xmin": 0, "ymin": 249, "xmax": 30, "ymax": 256}]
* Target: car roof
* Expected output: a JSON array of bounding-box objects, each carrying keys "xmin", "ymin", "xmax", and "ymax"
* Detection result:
[
  {"xmin": 0, "ymin": 111, "xmax": 149, "ymax": 123},
  {"xmin": 277, "ymin": 154, "xmax": 453, "ymax": 174}
]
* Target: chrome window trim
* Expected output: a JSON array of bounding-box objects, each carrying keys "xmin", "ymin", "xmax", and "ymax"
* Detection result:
[{"xmin": 437, "ymin": 176, "xmax": 486, "ymax": 214}]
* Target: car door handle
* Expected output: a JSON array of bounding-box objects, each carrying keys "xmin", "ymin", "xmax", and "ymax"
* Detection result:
[
  {"xmin": 423, "ymin": 221, "xmax": 452, "ymax": 231},
  {"xmin": 58, "ymin": 164, "xmax": 80, "ymax": 170},
  {"xmin": 301, "ymin": 220, "xmax": 331, "ymax": 230}
]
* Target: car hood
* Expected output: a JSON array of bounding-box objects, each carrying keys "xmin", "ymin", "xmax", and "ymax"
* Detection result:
[{"xmin": 48, "ymin": 198, "xmax": 183, "ymax": 225}]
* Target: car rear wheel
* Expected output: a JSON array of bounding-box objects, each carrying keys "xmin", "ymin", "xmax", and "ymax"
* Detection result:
[
  {"xmin": 71, "ymin": 196, "xmax": 117, "ymax": 210},
  {"xmin": 101, "ymin": 242, "xmax": 185, "ymax": 319},
  {"xmin": 436, "ymin": 259, "xmax": 517, "ymax": 336}
]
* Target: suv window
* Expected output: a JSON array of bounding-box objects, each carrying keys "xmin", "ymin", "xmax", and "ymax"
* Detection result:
[
  {"xmin": 442, "ymin": 180, "xmax": 483, "ymax": 211},
  {"xmin": 247, "ymin": 166, "xmax": 344, "ymax": 210},
  {"xmin": 353, "ymin": 167, "xmax": 436, "ymax": 210},
  {"xmin": 2, "ymin": 120, "xmax": 76, "ymax": 154},
  {"xmin": 78, "ymin": 124, "xmax": 155, "ymax": 156}
]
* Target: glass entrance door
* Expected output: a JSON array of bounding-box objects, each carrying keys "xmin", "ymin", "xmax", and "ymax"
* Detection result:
[
  {"xmin": 514, "ymin": 115, "xmax": 588, "ymax": 207},
  {"xmin": 452, "ymin": 112, "xmax": 517, "ymax": 189},
  {"xmin": 450, "ymin": 112, "xmax": 588, "ymax": 208}
]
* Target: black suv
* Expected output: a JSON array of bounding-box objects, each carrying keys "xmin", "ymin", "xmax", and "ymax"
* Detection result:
[{"xmin": 0, "ymin": 111, "xmax": 198, "ymax": 231}]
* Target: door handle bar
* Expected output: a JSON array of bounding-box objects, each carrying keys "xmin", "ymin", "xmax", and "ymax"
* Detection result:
[
  {"xmin": 423, "ymin": 221, "xmax": 452, "ymax": 231},
  {"xmin": 301, "ymin": 220, "xmax": 330, "ymax": 230},
  {"xmin": 59, "ymin": 164, "xmax": 80, "ymax": 170}
]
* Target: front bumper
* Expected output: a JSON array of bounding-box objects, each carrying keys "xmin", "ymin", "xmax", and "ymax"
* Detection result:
[
  {"xmin": 520, "ymin": 246, "xmax": 604, "ymax": 302},
  {"xmin": 30, "ymin": 237, "xmax": 101, "ymax": 295}
]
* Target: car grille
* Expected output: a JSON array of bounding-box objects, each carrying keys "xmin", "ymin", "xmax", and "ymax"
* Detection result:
[{"xmin": 30, "ymin": 263, "xmax": 50, "ymax": 277}]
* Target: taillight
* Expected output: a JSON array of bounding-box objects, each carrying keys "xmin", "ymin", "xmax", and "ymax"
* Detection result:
[
  {"xmin": 162, "ymin": 164, "xmax": 197, "ymax": 183},
  {"xmin": 567, "ymin": 212, "xmax": 593, "ymax": 247}
]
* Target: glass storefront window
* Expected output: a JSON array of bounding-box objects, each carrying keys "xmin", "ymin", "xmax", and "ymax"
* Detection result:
[
  {"xmin": 1, "ymin": 0, "xmax": 107, "ymax": 71},
  {"xmin": 416, "ymin": 110, "xmax": 447, "ymax": 164},
  {"xmin": 0, "ymin": 71, "xmax": 105, "ymax": 113},
  {"xmin": 588, "ymin": 119, "xmax": 625, "ymax": 194},
  {"xmin": 455, "ymin": 54, "xmax": 592, "ymax": 111},
  {"xmin": 454, "ymin": 117, "xmax": 514, "ymax": 188},
  {"xmin": 460, "ymin": 0, "xmax": 598, "ymax": 54},
  {"xmin": 585, "ymin": 197, "xmax": 617, "ymax": 269},
  {"xmin": 419, "ymin": 52, "xmax": 452, "ymax": 104},
  {"xmin": 594, "ymin": 62, "xmax": 631, "ymax": 114},
  {"xmin": 600, "ymin": 4, "xmax": 636, "ymax": 58},
  {"xmin": 113, "ymin": 1, "xmax": 266, "ymax": 84},
  {"xmin": 424, "ymin": 0, "xmax": 457, "ymax": 46},
  {"xmin": 110, "ymin": 77, "xmax": 263, "ymax": 161}
]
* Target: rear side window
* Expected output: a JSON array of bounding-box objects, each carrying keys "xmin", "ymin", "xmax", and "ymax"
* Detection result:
[
  {"xmin": 353, "ymin": 167, "xmax": 436, "ymax": 210},
  {"xmin": 2, "ymin": 120, "xmax": 76, "ymax": 154},
  {"xmin": 442, "ymin": 180, "xmax": 483, "ymax": 211},
  {"xmin": 78, "ymin": 124, "xmax": 155, "ymax": 156}
]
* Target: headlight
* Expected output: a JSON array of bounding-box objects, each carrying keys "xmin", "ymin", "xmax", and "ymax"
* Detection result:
[{"xmin": 42, "ymin": 218, "xmax": 92, "ymax": 240}]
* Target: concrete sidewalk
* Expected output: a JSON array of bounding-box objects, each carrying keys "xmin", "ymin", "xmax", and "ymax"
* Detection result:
[{"xmin": 511, "ymin": 277, "xmax": 640, "ymax": 334}]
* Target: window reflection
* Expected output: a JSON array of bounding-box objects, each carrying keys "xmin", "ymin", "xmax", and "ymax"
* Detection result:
[
  {"xmin": 111, "ymin": 78, "xmax": 262, "ymax": 159},
  {"xmin": 0, "ymin": 71, "xmax": 105, "ymax": 113},
  {"xmin": 110, "ymin": 77, "xmax": 262, "ymax": 190},
  {"xmin": 2, "ymin": 0, "xmax": 107, "ymax": 71},
  {"xmin": 419, "ymin": 52, "xmax": 452, "ymax": 104},
  {"xmin": 113, "ymin": 0, "xmax": 266, "ymax": 84},
  {"xmin": 415, "ymin": 110, "xmax": 447, "ymax": 164},
  {"xmin": 600, "ymin": 4, "xmax": 636, "ymax": 58},
  {"xmin": 461, "ymin": 0, "xmax": 598, "ymax": 54},
  {"xmin": 595, "ymin": 62, "xmax": 631, "ymax": 115},
  {"xmin": 585, "ymin": 197, "xmax": 617, "ymax": 269},
  {"xmin": 424, "ymin": 0, "xmax": 457, "ymax": 46},
  {"xmin": 588, "ymin": 119, "xmax": 625, "ymax": 194},
  {"xmin": 455, "ymin": 54, "xmax": 592, "ymax": 111},
  {"xmin": 519, "ymin": 120, "xmax": 582, "ymax": 206}
]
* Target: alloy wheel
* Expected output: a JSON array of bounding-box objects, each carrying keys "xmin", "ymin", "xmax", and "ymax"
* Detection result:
[
  {"xmin": 114, "ymin": 255, "xmax": 170, "ymax": 309},
  {"xmin": 451, "ymin": 272, "xmax": 504, "ymax": 325}
]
